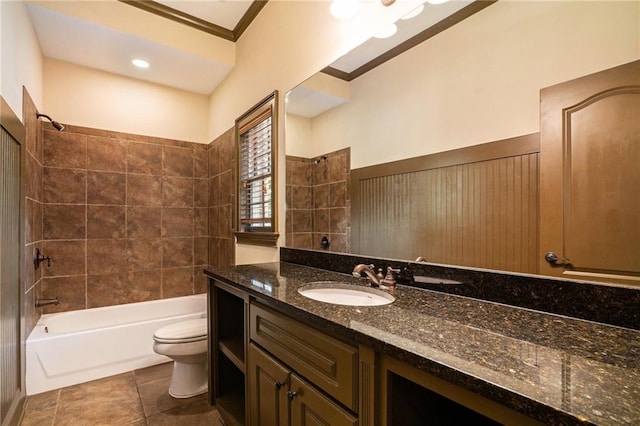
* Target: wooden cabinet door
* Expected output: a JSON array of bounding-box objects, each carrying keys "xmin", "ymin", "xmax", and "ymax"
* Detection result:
[
  {"xmin": 289, "ymin": 374, "xmax": 357, "ymax": 426},
  {"xmin": 248, "ymin": 343, "xmax": 289, "ymax": 426},
  {"xmin": 540, "ymin": 60, "xmax": 640, "ymax": 284}
]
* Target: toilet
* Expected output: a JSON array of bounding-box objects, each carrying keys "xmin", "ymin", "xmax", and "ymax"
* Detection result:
[{"xmin": 153, "ymin": 318, "xmax": 208, "ymax": 398}]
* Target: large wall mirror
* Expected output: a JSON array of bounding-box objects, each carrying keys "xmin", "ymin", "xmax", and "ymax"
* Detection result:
[{"xmin": 284, "ymin": 0, "xmax": 640, "ymax": 286}]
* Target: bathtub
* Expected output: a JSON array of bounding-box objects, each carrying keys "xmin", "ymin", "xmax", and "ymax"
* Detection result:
[{"xmin": 26, "ymin": 294, "xmax": 207, "ymax": 395}]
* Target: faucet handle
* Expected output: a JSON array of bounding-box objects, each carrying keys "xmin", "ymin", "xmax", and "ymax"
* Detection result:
[{"xmin": 380, "ymin": 267, "xmax": 398, "ymax": 288}]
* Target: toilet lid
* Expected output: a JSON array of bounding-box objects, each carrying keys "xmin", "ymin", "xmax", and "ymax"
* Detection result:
[{"xmin": 154, "ymin": 318, "xmax": 207, "ymax": 343}]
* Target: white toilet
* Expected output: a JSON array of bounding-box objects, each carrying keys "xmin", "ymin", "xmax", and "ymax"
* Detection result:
[{"xmin": 153, "ymin": 318, "xmax": 208, "ymax": 398}]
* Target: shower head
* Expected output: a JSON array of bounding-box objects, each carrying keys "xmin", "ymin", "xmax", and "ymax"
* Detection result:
[{"xmin": 36, "ymin": 113, "xmax": 65, "ymax": 132}]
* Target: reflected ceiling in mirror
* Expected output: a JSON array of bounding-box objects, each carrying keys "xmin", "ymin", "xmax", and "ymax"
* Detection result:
[{"xmin": 326, "ymin": 0, "xmax": 478, "ymax": 79}]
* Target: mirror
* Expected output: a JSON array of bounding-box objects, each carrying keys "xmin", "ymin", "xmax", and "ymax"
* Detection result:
[{"xmin": 284, "ymin": 1, "xmax": 639, "ymax": 283}]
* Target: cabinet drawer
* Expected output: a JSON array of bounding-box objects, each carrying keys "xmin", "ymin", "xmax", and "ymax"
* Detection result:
[{"xmin": 250, "ymin": 302, "xmax": 358, "ymax": 411}]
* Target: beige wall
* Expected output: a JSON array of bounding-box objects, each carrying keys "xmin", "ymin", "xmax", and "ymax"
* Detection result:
[
  {"xmin": 285, "ymin": 114, "xmax": 312, "ymax": 158},
  {"xmin": 306, "ymin": 1, "xmax": 640, "ymax": 169},
  {"xmin": 43, "ymin": 58, "xmax": 210, "ymax": 144},
  {"xmin": 0, "ymin": 0, "xmax": 44, "ymax": 116}
]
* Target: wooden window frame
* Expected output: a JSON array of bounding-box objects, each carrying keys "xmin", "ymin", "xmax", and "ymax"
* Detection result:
[{"xmin": 235, "ymin": 91, "xmax": 279, "ymax": 246}]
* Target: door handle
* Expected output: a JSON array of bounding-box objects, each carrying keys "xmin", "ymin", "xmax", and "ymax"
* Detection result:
[{"xmin": 544, "ymin": 252, "xmax": 570, "ymax": 267}]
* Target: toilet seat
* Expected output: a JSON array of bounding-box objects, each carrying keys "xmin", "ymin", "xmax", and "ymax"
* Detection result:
[{"xmin": 153, "ymin": 318, "xmax": 207, "ymax": 344}]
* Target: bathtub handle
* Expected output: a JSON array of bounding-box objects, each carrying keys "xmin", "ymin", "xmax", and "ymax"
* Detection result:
[{"xmin": 34, "ymin": 248, "xmax": 51, "ymax": 269}]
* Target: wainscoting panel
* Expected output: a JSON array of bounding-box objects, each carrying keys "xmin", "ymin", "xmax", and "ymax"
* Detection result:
[
  {"xmin": 352, "ymin": 135, "xmax": 539, "ymax": 274},
  {"xmin": 1, "ymin": 125, "xmax": 22, "ymax": 424}
]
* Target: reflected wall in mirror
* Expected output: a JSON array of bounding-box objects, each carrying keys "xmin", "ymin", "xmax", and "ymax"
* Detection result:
[
  {"xmin": 284, "ymin": 1, "xmax": 640, "ymax": 284},
  {"xmin": 285, "ymin": 147, "xmax": 351, "ymax": 253}
]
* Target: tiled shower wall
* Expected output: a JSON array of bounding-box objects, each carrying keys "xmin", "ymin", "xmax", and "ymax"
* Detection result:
[
  {"xmin": 23, "ymin": 89, "xmax": 44, "ymax": 334},
  {"xmin": 38, "ymin": 125, "xmax": 212, "ymax": 313},
  {"xmin": 285, "ymin": 148, "xmax": 350, "ymax": 253},
  {"xmin": 208, "ymin": 128, "xmax": 235, "ymax": 269}
]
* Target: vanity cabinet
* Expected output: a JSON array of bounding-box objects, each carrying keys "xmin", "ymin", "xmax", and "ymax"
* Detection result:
[
  {"xmin": 208, "ymin": 273, "xmax": 543, "ymax": 426},
  {"xmin": 379, "ymin": 355, "xmax": 542, "ymax": 426},
  {"xmin": 249, "ymin": 302, "xmax": 359, "ymax": 425},
  {"xmin": 209, "ymin": 280, "xmax": 249, "ymax": 426},
  {"xmin": 249, "ymin": 343, "xmax": 357, "ymax": 426}
]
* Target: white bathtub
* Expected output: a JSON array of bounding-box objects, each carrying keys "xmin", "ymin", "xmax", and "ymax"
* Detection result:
[{"xmin": 26, "ymin": 294, "xmax": 207, "ymax": 395}]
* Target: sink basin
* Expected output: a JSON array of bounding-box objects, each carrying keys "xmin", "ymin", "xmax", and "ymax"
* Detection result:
[{"xmin": 298, "ymin": 281, "xmax": 395, "ymax": 306}]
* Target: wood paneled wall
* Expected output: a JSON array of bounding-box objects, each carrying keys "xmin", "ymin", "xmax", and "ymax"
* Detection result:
[{"xmin": 352, "ymin": 134, "xmax": 539, "ymax": 274}]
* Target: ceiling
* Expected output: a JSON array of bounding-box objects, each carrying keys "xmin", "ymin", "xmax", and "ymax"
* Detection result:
[{"xmin": 26, "ymin": 0, "xmax": 491, "ymax": 97}]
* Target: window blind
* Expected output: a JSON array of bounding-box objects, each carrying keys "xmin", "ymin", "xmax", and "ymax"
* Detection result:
[{"xmin": 239, "ymin": 115, "xmax": 273, "ymax": 231}]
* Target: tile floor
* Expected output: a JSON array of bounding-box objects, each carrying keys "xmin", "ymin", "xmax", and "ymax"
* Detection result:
[{"xmin": 20, "ymin": 362, "xmax": 223, "ymax": 425}]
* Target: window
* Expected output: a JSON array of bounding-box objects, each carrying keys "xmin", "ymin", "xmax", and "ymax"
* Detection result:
[{"xmin": 235, "ymin": 91, "xmax": 279, "ymax": 246}]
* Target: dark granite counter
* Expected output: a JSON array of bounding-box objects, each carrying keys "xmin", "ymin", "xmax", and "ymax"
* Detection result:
[{"xmin": 205, "ymin": 262, "xmax": 640, "ymax": 425}]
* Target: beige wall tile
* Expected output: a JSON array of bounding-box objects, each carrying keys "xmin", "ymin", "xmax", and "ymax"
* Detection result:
[
  {"xmin": 42, "ymin": 240, "xmax": 86, "ymax": 277},
  {"xmin": 127, "ymin": 175, "xmax": 162, "ymax": 206},
  {"xmin": 163, "ymin": 146, "xmax": 193, "ymax": 177},
  {"xmin": 43, "ymin": 167, "xmax": 86, "ymax": 204},
  {"xmin": 162, "ymin": 176, "xmax": 193, "ymax": 207},
  {"xmin": 127, "ymin": 207, "xmax": 162, "ymax": 238},
  {"xmin": 43, "ymin": 204, "xmax": 86, "ymax": 240},
  {"xmin": 162, "ymin": 267, "xmax": 193, "ymax": 298},
  {"xmin": 127, "ymin": 238, "xmax": 162, "ymax": 272},
  {"xmin": 43, "ymin": 130, "xmax": 87, "ymax": 168},
  {"xmin": 162, "ymin": 207, "xmax": 194, "ymax": 237},
  {"xmin": 87, "ymin": 136, "xmax": 127, "ymax": 172},
  {"xmin": 162, "ymin": 237, "xmax": 193, "ymax": 268},
  {"xmin": 41, "ymin": 275, "xmax": 86, "ymax": 312},
  {"xmin": 87, "ymin": 205, "xmax": 126, "ymax": 239},
  {"xmin": 87, "ymin": 239, "xmax": 127, "ymax": 275},
  {"xmin": 87, "ymin": 171, "xmax": 126, "ymax": 205},
  {"xmin": 127, "ymin": 142, "xmax": 162, "ymax": 175}
]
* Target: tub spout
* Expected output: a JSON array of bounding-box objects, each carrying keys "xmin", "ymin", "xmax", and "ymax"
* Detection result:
[{"xmin": 35, "ymin": 298, "xmax": 59, "ymax": 308}]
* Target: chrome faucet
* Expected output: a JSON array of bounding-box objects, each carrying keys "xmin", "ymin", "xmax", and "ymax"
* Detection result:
[
  {"xmin": 352, "ymin": 264, "xmax": 382, "ymax": 287},
  {"xmin": 35, "ymin": 298, "xmax": 59, "ymax": 308}
]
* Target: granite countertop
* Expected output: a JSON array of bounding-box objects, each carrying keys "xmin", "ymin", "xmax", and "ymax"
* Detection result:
[{"xmin": 205, "ymin": 262, "xmax": 640, "ymax": 425}]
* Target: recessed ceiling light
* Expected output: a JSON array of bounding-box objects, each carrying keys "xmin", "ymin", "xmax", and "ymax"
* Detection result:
[
  {"xmin": 401, "ymin": 4, "xmax": 424, "ymax": 20},
  {"xmin": 374, "ymin": 23, "xmax": 398, "ymax": 39},
  {"xmin": 132, "ymin": 59, "xmax": 150, "ymax": 69}
]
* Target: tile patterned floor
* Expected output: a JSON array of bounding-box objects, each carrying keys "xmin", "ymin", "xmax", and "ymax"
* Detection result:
[{"xmin": 20, "ymin": 363, "xmax": 223, "ymax": 426}]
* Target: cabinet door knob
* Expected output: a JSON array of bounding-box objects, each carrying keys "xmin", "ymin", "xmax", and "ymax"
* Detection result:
[
  {"xmin": 544, "ymin": 252, "xmax": 570, "ymax": 267},
  {"xmin": 287, "ymin": 390, "xmax": 298, "ymax": 401},
  {"xmin": 275, "ymin": 381, "xmax": 284, "ymax": 389}
]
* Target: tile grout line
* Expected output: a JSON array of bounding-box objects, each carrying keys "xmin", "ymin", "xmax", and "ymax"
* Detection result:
[{"xmin": 50, "ymin": 389, "xmax": 61, "ymax": 426}]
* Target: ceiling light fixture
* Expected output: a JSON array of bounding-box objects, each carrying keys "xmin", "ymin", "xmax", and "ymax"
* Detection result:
[
  {"xmin": 373, "ymin": 23, "xmax": 398, "ymax": 39},
  {"xmin": 401, "ymin": 4, "xmax": 424, "ymax": 20},
  {"xmin": 132, "ymin": 58, "xmax": 150, "ymax": 69},
  {"xmin": 330, "ymin": 0, "xmax": 360, "ymax": 20}
]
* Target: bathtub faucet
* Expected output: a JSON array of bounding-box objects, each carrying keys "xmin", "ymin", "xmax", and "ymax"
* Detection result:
[{"xmin": 35, "ymin": 298, "xmax": 59, "ymax": 308}]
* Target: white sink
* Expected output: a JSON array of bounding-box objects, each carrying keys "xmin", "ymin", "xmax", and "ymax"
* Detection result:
[{"xmin": 298, "ymin": 282, "xmax": 395, "ymax": 306}]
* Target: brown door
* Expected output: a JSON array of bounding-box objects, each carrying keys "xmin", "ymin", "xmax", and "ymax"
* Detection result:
[
  {"xmin": 248, "ymin": 343, "xmax": 290, "ymax": 426},
  {"xmin": 540, "ymin": 60, "xmax": 640, "ymax": 284},
  {"xmin": 289, "ymin": 374, "xmax": 358, "ymax": 426}
]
